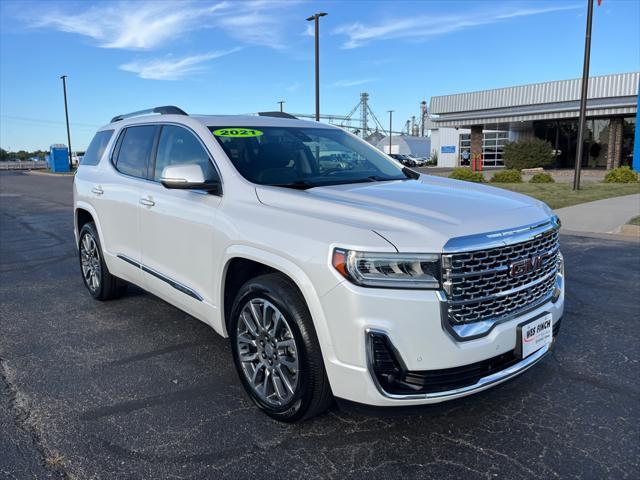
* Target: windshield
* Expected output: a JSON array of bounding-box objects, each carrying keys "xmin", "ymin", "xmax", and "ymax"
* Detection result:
[{"xmin": 209, "ymin": 126, "xmax": 409, "ymax": 188}]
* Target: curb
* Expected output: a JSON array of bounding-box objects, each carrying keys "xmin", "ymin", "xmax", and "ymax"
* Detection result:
[
  {"xmin": 561, "ymin": 229, "xmax": 640, "ymax": 243},
  {"xmin": 619, "ymin": 224, "xmax": 640, "ymax": 238},
  {"xmin": 26, "ymin": 170, "xmax": 75, "ymax": 177}
]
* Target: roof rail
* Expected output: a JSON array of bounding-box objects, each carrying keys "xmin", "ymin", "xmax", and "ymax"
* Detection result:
[
  {"xmin": 110, "ymin": 106, "xmax": 188, "ymax": 123},
  {"xmin": 258, "ymin": 111, "xmax": 297, "ymax": 119}
]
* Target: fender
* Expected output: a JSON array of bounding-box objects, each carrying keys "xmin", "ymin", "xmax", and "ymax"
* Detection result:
[
  {"xmin": 218, "ymin": 244, "xmax": 339, "ymax": 366},
  {"xmin": 74, "ymin": 200, "xmax": 122, "ymax": 275},
  {"xmin": 74, "ymin": 201, "xmax": 104, "ymax": 246}
]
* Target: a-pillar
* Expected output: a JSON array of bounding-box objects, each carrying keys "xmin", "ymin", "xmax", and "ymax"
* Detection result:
[{"xmin": 470, "ymin": 126, "xmax": 483, "ymax": 167}]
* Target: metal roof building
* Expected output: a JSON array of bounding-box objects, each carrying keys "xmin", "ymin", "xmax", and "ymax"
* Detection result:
[
  {"xmin": 375, "ymin": 135, "xmax": 431, "ymax": 156},
  {"xmin": 429, "ymin": 72, "xmax": 639, "ymax": 127},
  {"xmin": 427, "ymin": 72, "xmax": 639, "ymax": 170}
]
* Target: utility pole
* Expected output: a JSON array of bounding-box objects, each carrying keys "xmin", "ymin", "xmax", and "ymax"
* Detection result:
[
  {"xmin": 306, "ymin": 12, "xmax": 327, "ymax": 121},
  {"xmin": 387, "ymin": 110, "xmax": 394, "ymax": 155},
  {"xmin": 573, "ymin": 0, "xmax": 594, "ymax": 191},
  {"xmin": 277, "ymin": 100, "xmax": 285, "ymax": 112},
  {"xmin": 60, "ymin": 75, "xmax": 73, "ymax": 170}
]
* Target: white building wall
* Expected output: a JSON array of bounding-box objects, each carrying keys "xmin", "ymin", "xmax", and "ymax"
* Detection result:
[{"xmin": 429, "ymin": 127, "xmax": 470, "ymax": 167}]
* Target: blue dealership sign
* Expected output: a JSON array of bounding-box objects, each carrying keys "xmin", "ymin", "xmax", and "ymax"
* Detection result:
[{"xmin": 441, "ymin": 145, "xmax": 456, "ymax": 154}]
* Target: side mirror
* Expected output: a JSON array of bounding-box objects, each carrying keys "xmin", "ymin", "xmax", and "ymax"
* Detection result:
[{"xmin": 160, "ymin": 164, "xmax": 221, "ymax": 194}]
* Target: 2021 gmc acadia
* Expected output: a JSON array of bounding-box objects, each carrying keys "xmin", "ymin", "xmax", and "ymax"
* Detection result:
[{"xmin": 73, "ymin": 106, "xmax": 564, "ymax": 422}]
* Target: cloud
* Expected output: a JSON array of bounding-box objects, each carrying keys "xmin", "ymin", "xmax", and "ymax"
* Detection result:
[
  {"xmin": 119, "ymin": 48, "xmax": 241, "ymax": 80},
  {"xmin": 303, "ymin": 23, "xmax": 314, "ymax": 37},
  {"xmin": 329, "ymin": 78, "xmax": 377, "ymax": 88},
  {"xmin": 217, "ymin": 11, "xmax": 285, "ymax": 50},
  {"xmin": 31, "ymin": 0, "xmax": 298, "ymax": 50},
  {"xmin": 285, "ymin": 81, "xmax": 302, "ymax": 92},
  {"xmin": 332, "ymin": 4, "xmax": 581, "ymax": 49}
]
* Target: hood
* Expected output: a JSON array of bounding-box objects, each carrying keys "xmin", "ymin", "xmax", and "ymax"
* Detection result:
[{"xmin": 255, "ymin": 175, "xmax": 553, "ymax": 252}]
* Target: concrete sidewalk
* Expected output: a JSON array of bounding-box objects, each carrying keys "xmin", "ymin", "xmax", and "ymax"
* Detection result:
[{"xmin": 555, "ymin": 193, "xmax": 640, "ymax": 234}]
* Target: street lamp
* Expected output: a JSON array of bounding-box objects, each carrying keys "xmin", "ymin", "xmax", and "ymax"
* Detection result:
[
  {"xmin": 387, "ymin": 110, "xmax": 394, "ymax": 155},
  {"xmin": 306, "ymin": 12, "xmax": 327, "ymax": 121},
  {"xmin": 573, "ymin": 0, "xmax": 595, "ymax": 191},
  {"xmin": 60, "ymin": 75, "xmax": 73, "ymax": 170},
  {"xmin": 277, "ymin": 100, "xmax": 285, "ymax": 112}
]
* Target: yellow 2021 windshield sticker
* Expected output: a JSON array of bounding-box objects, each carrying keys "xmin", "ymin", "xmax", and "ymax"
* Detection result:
[{"xmin": 213, "ymin": 128, "xmax": 263, "ymax": 138}]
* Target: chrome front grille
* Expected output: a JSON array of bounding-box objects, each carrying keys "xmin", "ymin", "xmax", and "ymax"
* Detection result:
[{"xmin": 442, "ymin": 227, "xmax": 559, "ymax": 327}]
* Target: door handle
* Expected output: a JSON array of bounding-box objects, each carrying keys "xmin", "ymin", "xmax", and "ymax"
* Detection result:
[
  {"xmin": 91, "ymin": 186, "xmax": 104, "ymax": 195},
  {"xmin": 139, "ymin": 197, "xmax": 155, "ymax": 207}
]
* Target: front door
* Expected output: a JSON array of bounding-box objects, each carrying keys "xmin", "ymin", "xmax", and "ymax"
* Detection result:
[{"xmin": 138, "ymin": 124, "xmax": 222, "ymax": 324}]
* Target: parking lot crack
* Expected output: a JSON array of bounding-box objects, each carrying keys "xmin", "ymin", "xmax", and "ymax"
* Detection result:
[{"xmin": 0, "ymin": 357, "xmax": 69, "ymax": 479}]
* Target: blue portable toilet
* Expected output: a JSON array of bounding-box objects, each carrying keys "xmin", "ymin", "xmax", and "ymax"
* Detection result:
[{"xmin": 49, "ymin": 144, "xmax": 70, "ymax": 172}]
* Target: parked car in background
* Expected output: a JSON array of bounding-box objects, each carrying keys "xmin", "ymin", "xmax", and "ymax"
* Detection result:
[
  {"xmin": 389, "ymin": 154, "xmax": 417, "ymax": 167},
  {"xmin": 407, "ymin": 155, "xmax": 427, "ymax": 167},
  {"xmin": 74, "ymin": 106, "xmax": 564, "ymax": 422}
]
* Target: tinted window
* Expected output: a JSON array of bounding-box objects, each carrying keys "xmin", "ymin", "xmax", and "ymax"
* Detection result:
[
  {"xmin": 81, "ymin": 130, "xmax": 113, "ymax": 166},
  {"xmin": 154, "ymin": 125, "xmax": 217, "ymax": 181},
  {"xmin": 210, "ymin": 126, "xmax": 406, "ymax": 188},
  {"xmin": 115, "ymin": 125, "xmax": 158, "ymax": 178}
]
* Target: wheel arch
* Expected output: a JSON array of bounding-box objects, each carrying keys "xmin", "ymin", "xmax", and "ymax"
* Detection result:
[
  {"xmin": 74, "ymin": 202, "xmax": 106, "ymax": 250},
  {"xmin": 218, "ymin": 246, "xmax": 333, "ymax": 362}
]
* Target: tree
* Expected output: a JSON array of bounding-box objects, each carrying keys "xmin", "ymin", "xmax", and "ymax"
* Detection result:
[{"xmin": 503, "ymin": 139, "xmax": 554, "ymax": 170}]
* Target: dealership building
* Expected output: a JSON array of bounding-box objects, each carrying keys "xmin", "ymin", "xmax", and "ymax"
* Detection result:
[{"xmin": 427, "ymin": 72, "xmax": 639, "ymax": 170}]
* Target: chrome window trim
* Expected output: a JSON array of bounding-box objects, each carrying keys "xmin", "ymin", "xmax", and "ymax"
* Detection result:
[
  {"xmin": 365, "ymin": 328, "xmax": 551, "ymax": 400},
  {"xmin": 116, "ymin": 254, "xmax": 203, "ymax": 301}
]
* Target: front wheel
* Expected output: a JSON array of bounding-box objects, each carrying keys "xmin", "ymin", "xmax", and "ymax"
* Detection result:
[{"xmin": 229, "ymin": 273, "xmax": 333, "ymax": 422}]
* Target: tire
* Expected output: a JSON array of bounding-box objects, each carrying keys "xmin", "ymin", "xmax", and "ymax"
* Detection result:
[
  {"xmin": 78, "ymin": 222, "xmax": 127, "ymax": 301},
  {"xmin": 229, "ymin": 273, "xmax": 333, "ymax": 422}
]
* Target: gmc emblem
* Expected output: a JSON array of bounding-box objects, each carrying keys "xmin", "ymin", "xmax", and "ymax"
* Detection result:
[{"xmin": 510, "ymin": 255, "xmax": 543, "ymax": 277}]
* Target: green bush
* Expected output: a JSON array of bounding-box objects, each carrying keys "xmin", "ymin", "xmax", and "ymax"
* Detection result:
[
  {"xmin": 529, "ymin": 172, "xmax": 555, "ymax": 183},
  {"xmin": 449, "ymin": 167, "xmax": 485, "ymax": 183},
  {"xmin": 604, "ymin": 166, "xmax": 638, "ymax": 183},
  {"xmin": 503, "ymin": 138, "xmax": 554, "ymax": 170},
  {"xmin": 490, "ymin": 169, "xmax": 522, "ymax": 183}
]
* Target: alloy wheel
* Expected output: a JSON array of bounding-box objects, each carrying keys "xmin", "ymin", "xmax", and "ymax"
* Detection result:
[
  {"xmin": 236, "ymin": 298, "xmax": 300, "ymax": 407},
  {"xmin": 80, "ymin": 233, "xmax": 101, "ymax": 292}
]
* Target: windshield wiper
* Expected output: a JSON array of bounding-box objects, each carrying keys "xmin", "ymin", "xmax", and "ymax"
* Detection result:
[
  {"xmin": 402, "ymin": 167, "xmax": 420, "ymax": 179},
  {"xmin": 366, "ymin": 175, "xmax": 411, "ymax": 182},
  {"xmin": 271, "ymin": 180, "xmax": 317, "ymax": 190}
]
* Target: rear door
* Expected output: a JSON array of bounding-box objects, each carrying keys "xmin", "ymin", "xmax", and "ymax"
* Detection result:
[
  {"xmin": 138, "ymin": 124, "xmax": 222, "ymax": 323},
  {"xmin": 99, "ymin": 124, "xmax": 159, "ymax": 285}
]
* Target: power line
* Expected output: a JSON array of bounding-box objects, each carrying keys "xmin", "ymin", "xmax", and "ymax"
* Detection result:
[{"xmin": 0, "ymin": 115, "xmax": 100, "ymax": 129}]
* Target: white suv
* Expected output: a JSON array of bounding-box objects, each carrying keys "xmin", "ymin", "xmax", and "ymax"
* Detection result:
[{"xmin": 74, "ymin": 106, "xmax": 564, "ymax": 422}]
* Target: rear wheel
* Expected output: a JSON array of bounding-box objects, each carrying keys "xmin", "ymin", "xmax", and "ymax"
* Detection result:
[
  {"xmin": 78, "ymin": 222, "xmax": 127, "ymax": 300},
  {"xmin": 229, "ymin": 273, "xmax": 333, "ymax": 422}
]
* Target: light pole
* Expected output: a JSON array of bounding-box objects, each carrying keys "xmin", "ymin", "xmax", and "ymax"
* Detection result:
[
  {"xmin": 278, "ymin": 100, "xmax": 285, "ymax": 112},
  {"xmin": 573, "ymin": 0, "xmax": 594, "ymax": 191},
  {"xmin": 60, "ymin": 75, "xmax": 73, "ymax": 170},
  {"xmin": 306, "ymin": 12, "xmax": 327, "ymax": 121},
  {"xmin": 387, "ymin": 110, "xmax": 394, "ymax": 155}
]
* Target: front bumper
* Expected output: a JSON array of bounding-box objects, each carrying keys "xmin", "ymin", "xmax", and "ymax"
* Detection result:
[{"xmin": 319, "ymin": 272, "xmax": 564, "ymax": 407}]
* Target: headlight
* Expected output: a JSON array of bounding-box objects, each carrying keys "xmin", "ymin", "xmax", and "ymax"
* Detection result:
[{"xmin": 332, "ymin": 249, "xmax": 440, "ymax": 289}]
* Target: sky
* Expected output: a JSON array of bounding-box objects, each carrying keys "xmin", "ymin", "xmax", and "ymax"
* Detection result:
[{"xmin": 1, "ymin": 0, "xmax": 639, "ymax": 151}]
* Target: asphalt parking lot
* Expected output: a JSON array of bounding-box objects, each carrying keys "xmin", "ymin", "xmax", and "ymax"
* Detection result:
[{"xmin": 1, "ymin": 171, "xmax": 638, "ymax": 480}]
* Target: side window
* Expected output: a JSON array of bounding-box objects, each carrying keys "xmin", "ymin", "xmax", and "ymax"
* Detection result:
[
  {"xmin": 81, "ymin": 130, "xmax": 113, "ymax": 166},
  {"xmin": 114, "ymin": 125, "xmax": 158, "ymax": 178},
  {"xmin": 154, "ymin": 125, "xmax": 217, "ymax": 181}
]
